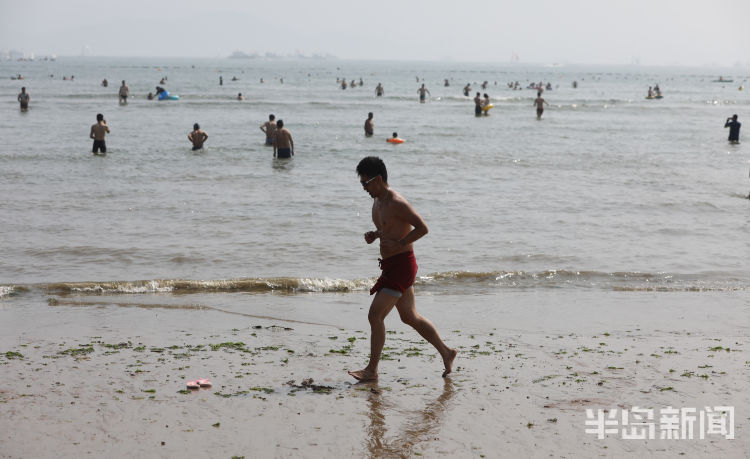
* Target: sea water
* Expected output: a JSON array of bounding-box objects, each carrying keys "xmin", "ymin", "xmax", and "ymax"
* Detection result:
[{"xmin": 1, "ymin": 57, "xmax": 748, "ymax": 297}]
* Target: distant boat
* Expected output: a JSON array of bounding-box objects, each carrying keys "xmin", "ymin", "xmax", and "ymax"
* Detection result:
[{"xmin": 713, "ymin": 77, "xmax": 733, "ymax": 83}]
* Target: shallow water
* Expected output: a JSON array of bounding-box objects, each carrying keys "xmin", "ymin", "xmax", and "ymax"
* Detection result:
[{"xmin": 1, "ymin": 57, "xmax": 749, "ymax": 296}]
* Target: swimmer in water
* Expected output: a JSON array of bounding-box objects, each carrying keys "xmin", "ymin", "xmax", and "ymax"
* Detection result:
[
  {"xmin": 261, "ymin": 114, "xmax": 277, "ymax": 146},
  {"xmin": 364, "ymin": 112, "xmax": 374, "ymax": 137},
  {"xmin": 188, "ymin": 123, "xmax": 208, "ymax": 150},
  {"xmin": 17, "ymin": 87, "xmax": 30, "ymax": 110},
  {"xmin": 417, "ymin": 84, "xmax": 431, "ymax": 103}
]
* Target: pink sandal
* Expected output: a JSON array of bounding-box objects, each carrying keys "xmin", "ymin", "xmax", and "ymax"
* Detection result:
[
  {"xmin": 186, "ymin": 380, "xmax": 200, "ymax": 389},
  {"xmin": 196, "ymin": 378, "xmax": 212, "ymax": 387}
]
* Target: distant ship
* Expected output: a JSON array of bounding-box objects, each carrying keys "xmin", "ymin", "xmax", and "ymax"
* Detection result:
[{"xmin": 228, "ymin": 51, "xmax": 258, "ymax": 59}]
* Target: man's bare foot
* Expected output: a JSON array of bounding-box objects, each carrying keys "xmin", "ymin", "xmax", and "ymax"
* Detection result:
[
  {"xmin": 442, "ymin": 348, "xmax": 457, "ymax": 377},
  {"xmin": 348, "ymin": 369, "xmax": 378, "ymax": 382}
]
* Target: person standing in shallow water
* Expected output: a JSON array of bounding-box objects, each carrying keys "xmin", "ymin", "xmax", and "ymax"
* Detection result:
[
  {"xmin": 364, "ymin": 112, "xmax": 374, "ymax": 137},
  {"xmin": 17, "ymin": 87, "xmax": 30, "ymax": 110},
  {"xmin": 533, "ymin": 92, "xmax": 549, "ymax": 119},
  {"xmin": 188, "ymin": 123, "xmax": 208, "ymax": 150},
  {"xmin": 273, "ymin": 119, "xmax": 294, "ymax": 158},
  {"xmin": 349, "ymin": 156, "xmax": 456, "ymax": 382},
  {"xmin": 118, "ymin": 80, "xmax": 129, "ymax": 104},
  {"xmin": 417, "ymin": 84, "xmax": 431, "ymax": 103},
  {"xmin": 90, "ymin": 113, "xmax": 110, "ymax": 154},
  {"xmin": 724, "ymin": 114, "xmax": 741, "ymax": 143},
  {"xmin": 260, "ymin": 114, "xmax": 277, "ymax": 145}
]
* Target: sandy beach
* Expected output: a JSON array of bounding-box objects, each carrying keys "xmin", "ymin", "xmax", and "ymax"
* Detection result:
[{"xmin": 1, "ymin": 290, "xmax": 747, "ymax": 458}]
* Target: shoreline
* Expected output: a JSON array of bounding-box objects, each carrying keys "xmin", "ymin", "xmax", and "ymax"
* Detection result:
[{"xmin": 1, "ymin": 290, "xmax": 747, "ymax": 457}]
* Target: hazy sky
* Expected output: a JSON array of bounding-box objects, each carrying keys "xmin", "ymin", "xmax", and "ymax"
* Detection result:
[{"xmin": 1, "ymin": 0, "xmax": 748, "ymax": 66}]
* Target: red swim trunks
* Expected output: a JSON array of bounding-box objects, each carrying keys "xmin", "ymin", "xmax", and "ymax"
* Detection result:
[{"xmin": 370, "ymin": 251, "xmax": 418, "ymax": 296}]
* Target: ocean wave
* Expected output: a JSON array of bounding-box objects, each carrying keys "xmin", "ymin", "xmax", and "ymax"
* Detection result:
[
  {"xmin": 0, "ymin": 285, "xmax": 15, "ymax": 298},
  {"xmin": 4, "ymin": 270, "xmax": 748, "ymax": 297},
  {"xmin": 40, "ymin": 277, "xmax": 373, "ymax": 295}
]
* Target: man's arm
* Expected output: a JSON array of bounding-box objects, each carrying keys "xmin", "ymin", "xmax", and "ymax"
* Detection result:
[
  {"xmin": 725, "ymin": 119, "xmax": 731, "ymax": 128},
  {"xmin": 90, "ymin": 125, "xmax": 95, "ymax": 139},
  {"xmin": 289, "ymin": 134, "xmax": 294, "ymax": 155},
  {"xmin": 380, "ymin": 200, "xmax": 429, "ymax": 252},
  {"xmin": 260, "ymin": 123, "xmax": 267, "ymax": 134},
  {"xmin": 273, "ymin": 132, "xmax": 277, "ymax": 156},
  {"xmin": 202, "ymin": 132, "xmax": 208, "ymax": 141}
]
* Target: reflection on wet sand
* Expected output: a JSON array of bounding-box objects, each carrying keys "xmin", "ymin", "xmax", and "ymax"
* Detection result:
[{"xmin": 364, "ymin": 378, "xmax": 455, "ymax": 458}]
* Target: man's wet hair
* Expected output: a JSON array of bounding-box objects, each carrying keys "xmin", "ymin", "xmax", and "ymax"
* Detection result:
[
  {"xmin": 194, "ymin": 123, "xmax": 200, "ymax": 130},
  {"xmin": 276, "ymin": 119, "xmax": 284, "ymax": 128},
  {"xmin": 96, "ymin": 113, "xmax": 104, "ymax": 121},
  {"xmin": 368, "ymin": 112, "xmax": 373, "ymax": 118},
  {"xmin": 269, "ymin": 114, "xmax": 275, "ymax": 120},
  {"xmin": 357, "ymin": 156, "xmax": 388, "ymax": 184}
]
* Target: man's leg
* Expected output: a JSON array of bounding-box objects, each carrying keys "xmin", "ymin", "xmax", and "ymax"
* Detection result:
[
  {"xmin": 395, "ymin": 287, "xmax": 457, "ymax": 377},
  {"xmin": 348, "ymin": 291, "xmax": 400, "ymax": 381}
]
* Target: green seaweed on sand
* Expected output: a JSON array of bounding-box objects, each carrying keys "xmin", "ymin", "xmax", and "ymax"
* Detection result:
[
  {"xmin": 210, "ymin": 342, "xmax": 251, "ymax": 353},
  {"xmin": 99, "ymin": 341, "xmax": 132, "ymax": 349},
  {"xmin": 708, "ymin": 346, "xmax": 731, "ymax": 352},
  {"xmin": 4, "ymin": 351, "xmax": 24, "ymax": 359},
  {"xmin": 249, "ymin": 386, "xmax": 275, "ymax": 394},
  {"xmin": 58, "ymin": 345, "xmax": 94, "ymax": 357}
]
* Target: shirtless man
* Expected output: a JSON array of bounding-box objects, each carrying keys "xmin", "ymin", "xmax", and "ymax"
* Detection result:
[
  {"xmin": 273, "ymin": 119, "xmax": 294, "ymax": 158},
  {"xmin": 17, "ymin": 87, "xmax": 30, "ymax": 110},
  {"xmin": 725, "ymin": 114, "xmax": 741, "ymax": 143},
  {"xmin": 375, "ymin": 83, "xmax": 384, "ymax": 97},
  {"xmin": 90, "ymin": 113, "xmax": 110, "ymax": 154},
  {"xmin": 533, "ymin": 92, "xmax": 549, "ymax": 119},
  {"xmin": 118, "ymin": 80, "xmax": 129, "ymax": 104},
  {"xmin": 188, "ymin": 123, "xmax": 208, "ymax": 150},
  {"xmin": 474, "ymin": 92, "xmax": 482, "ymax": 116},
  {"xmin": 417, "ymin": 84, "xmax": 431, "ymax": 103},
  {"xmin": 349, "ymin": 156, "xmax": 456, "ymax": 382},
  {"xmin": 463, "ymin": 83, "xmax": 471, "ymax": 97},
  {"xmin": 260, "ymin": 114, "xmax": 277, "ymax": 145},
  {"xmin": 364, "ymin": 112, "xmax": 374, "ymax": 137}
]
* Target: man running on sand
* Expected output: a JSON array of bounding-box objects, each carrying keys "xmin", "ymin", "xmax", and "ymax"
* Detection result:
[{"xmin": 349, "ymin": 156, "xmax": 456, "ymax": 382}]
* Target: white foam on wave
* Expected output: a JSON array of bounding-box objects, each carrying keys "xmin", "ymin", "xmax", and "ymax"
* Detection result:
[
  {"xmin": 295, "ymin": 278, "xmax": 370, "ymax": 293},
  {"xmin": 71, "ymin": 281, "xmax": 174, "ymax": 294},
  {"xmin": 0, "ymin": 285, "xmax": 15, "ymax": 298}
]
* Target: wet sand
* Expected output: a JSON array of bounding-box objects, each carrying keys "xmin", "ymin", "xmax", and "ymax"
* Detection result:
[{"xmin": 1, "ymin": 291, "xmax": 748, "ymax": 458}]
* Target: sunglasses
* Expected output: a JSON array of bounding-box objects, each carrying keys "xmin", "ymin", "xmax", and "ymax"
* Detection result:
[{"xmin": 360, "ymin": 175, "xmax": 379, "ymax": 188}]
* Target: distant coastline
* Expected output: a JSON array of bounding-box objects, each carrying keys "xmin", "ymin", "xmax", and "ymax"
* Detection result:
[{"xmin": 227, "ymin": 50, "xmax": 337, "ymax": 60}]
